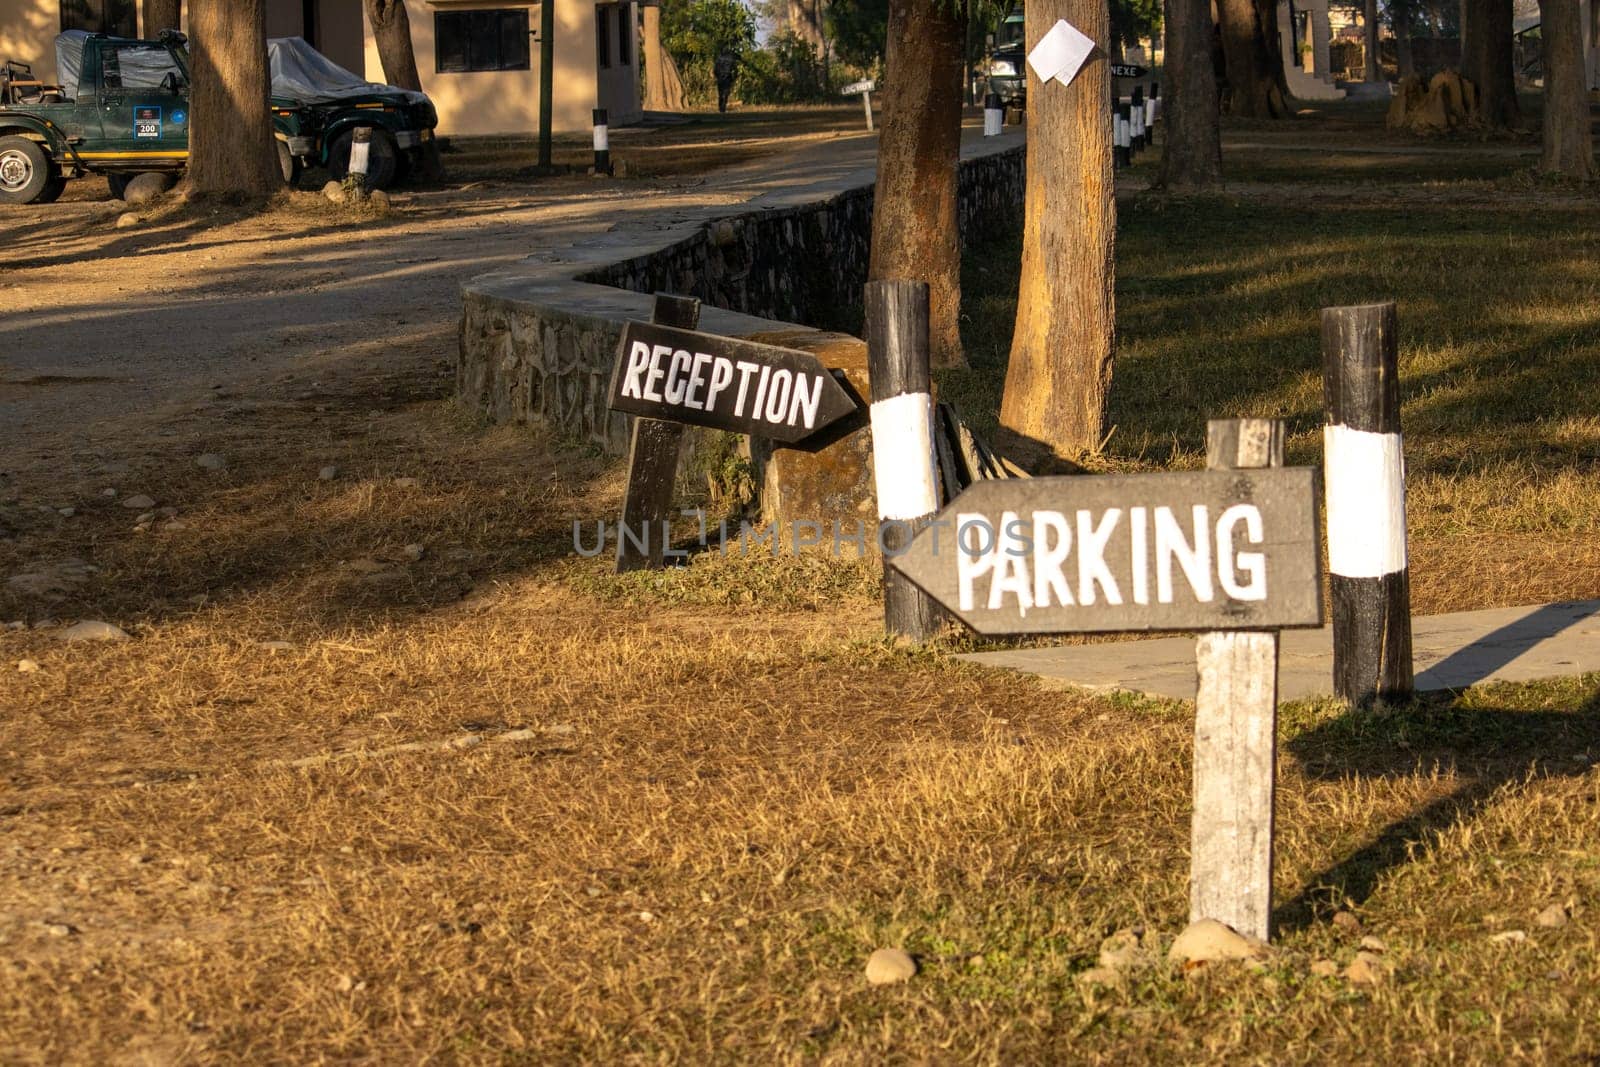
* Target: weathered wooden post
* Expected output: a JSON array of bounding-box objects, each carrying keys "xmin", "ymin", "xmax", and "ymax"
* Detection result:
[
  {"xmin": 1190, "ymin": 417, "xmax": 1285, "ymax": 942},
  {"xmin": 615, "ymin": 293, "xmax": 701, "ymax": 572},
  {"xmin": 1131, "ymin": 85, "xmax": 1146, "ymax": 149},
  {"xmin": 592, "ymin": 108, "xmax": 612, "ymax": 175},
  {"xmin": 1321, "ymin": 302, "xmax": 1414, "ymax": 706},
  {"xmin": 348, "ymin": 126, "xmax": 372, "ymax": 197},
  {"xmin": 1113, "ymin": 101, "xmax": 1131, "ymax": 168},
  {"xmin": 983, "ymin": 91, "xmax": 1005, "ymax": 136},
  {"xmin": 1146, "ymin": 82, "xmax": 1160, "ymax": 132},
  {"xmin": 865, "ymin": 279, "xmax": 941, "ymax": 641}
]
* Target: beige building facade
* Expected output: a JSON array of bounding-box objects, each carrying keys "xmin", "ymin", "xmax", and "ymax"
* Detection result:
[{"xmin": 0, "ymin": 0, "xmax": 640, "ymax": 134}]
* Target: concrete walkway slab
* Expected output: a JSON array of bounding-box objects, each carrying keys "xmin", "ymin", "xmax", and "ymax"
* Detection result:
[{"xmin": 957, "ymin": 600, "xmax": 1600, "ymax": 703}]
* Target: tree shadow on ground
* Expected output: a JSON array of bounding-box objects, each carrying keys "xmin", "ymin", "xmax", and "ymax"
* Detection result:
[{"xmin": 1275, "ymin": 686, "xmax": 1600, "ymax": 932}]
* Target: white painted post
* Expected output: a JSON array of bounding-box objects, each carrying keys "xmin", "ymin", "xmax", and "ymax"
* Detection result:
[
  {"xmin": 592, "ymin": 107, "xmax": 612, "ymax": 175},
  {"xmin": 347, "ymin": 126, "xmax": 372, "ymax": 198},
  {"xmin": 861, "ymin": 88, "xmax": 874, "ymax": 132},
  {"xmin": 1191, "ymin": 417, "xmax": 1284, "ymax": 942},
  {"xmin": 983, "ymin": 91, "xmax": 1004, "ymax": 136}
]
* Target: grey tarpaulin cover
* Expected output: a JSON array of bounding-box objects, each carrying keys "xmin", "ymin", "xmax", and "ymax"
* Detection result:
[
  {"xmin": 267, "ymin": 37, "xmax": 426, "ymax": 106},
  {"xmin": 56, "ymin": 30, "xmax": 182, "ymax": 96}
]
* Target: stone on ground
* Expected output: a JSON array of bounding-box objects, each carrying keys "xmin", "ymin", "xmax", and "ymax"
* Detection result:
[
  {"xmin": 121, "ymin": 494, "xmax": 156, "ymax": 510},
  {"xmin": 195, "ymin": 453, "xmax": 227, "ymax": 470},
  {"xmin": 865, "ymin": 947, "xmax": 917, "ymax": 985},
  {"xmin": 57, "ymin": 620, "xmax": 129, "ymax": 643},
  {"xmin": 1332, "ymin": 910, "xmax": 1362, "ymax": 936},
  {"xmin": 402, "ymin": 543, "xmax": 425, "ymax": 562},
  {"xmin": 1167, "ymin": 919, "xmax": 1271, "ymax": 964},
  {"xmin": 369, "ymin": 189, "xmax": 391, "ymax": 208},
  {"xmin": 323, "ymin": 180, "xmax": 345, "ymax": 203},
  {"xmin": 1344, "ymin": 951, "xmax": 1388, "ymax": 985},
  {"xmin": 318, "ymin": 465, "xmax": 340, "ymax": 481},
  {"xmin": 115, "ymin": 212, "xmax": 141, "ymax": 230},
  {"xmin": 1535, "ymin": 904, "xmax": 1569, "ymax": 929},
  {"xmin": 16, "ymin": 659, "xmax": 40, "ymax": 673},
  {"xmin": 1310, "ymin": 958, "xmax": 1339, "ymax": 977},
  {"xmin": 123, "ymin": 172, "xmax": 174, "ymax": 204}
]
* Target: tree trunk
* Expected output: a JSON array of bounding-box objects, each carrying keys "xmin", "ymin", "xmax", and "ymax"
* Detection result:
[
  {"xmin": 642, "ymin": 4, "xmax": 686, "ymax": 111},
  {"xmin": 142, "ymin": 0, "xmax": 180, "ymax": 34},
  {"xmin": 1364, "ymin": 0, "xmax": 1382, "ymax": 80},
  {"xmin": 1218, "ymin": 0, "xmax": 1291, "ymax": 115},
  {"xmin": 869, "ymin": 0, "xmax": 966, "ymax": 368},
  {"xmin": 998, "ymin": 0, "xmax": 1115, "ymax": 459},
  {"xmin": 365, "ymin": 0, "xmax": 422, "ymax": 91},
  {"xmin": 188, "ymin": 0, "xmax": 278, "ymax": 197},
  {"xmin": 1159, "ymin": 0, "xmax": 1224, "ymax": 190},
  {"xmin": 1461, "ymin": 0, "xmax": 1520, "ymax": 126},
  {"xmin": 1395, "ymin": 3, "xmax": 1416, "ymax": 79},
  {"xmin": 1540, "ymin": 0, "xmax": 1595, "ymax": 176}
]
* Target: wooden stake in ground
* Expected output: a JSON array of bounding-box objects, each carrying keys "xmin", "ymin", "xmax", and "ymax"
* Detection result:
[
  {"xmin": 1191, "ymin": 417, "xmax": 1284, "ymax": 942},
  {"xmin": 866, "ymin": 280, "xmax": 941, "ymax": 641},
  {"xmin": 188, "ymin": 0, "xmax": 279, "ymax": 197},
  {"xmin": 1539, "ymin": 0, "xmax": 1595, "ymax": 179},
  {"xmin": 868, "ymin": 0, "xmax": 966, "ymax": 368},
  {"xmin": 1157, "ymin": 0, "xmax": 1223, "ymax": 192},
  {"xmin": 1322, "ymin": 302, "xmax": 1414, "ymax": 706},
  {"xmin": 615, "ymin": 294, "xmax": 702, "ymax": 573},
  {"xmin": 999, "ymin": 0, "xmax": 1114, "ymax": 460}
]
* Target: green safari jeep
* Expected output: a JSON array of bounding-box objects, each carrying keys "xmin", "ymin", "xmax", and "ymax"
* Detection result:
[{"xmin": 0, "ymin": 30, "xmax": 313, "ymax": 204}]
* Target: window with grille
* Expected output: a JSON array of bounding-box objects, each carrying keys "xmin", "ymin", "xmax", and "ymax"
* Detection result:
[{"xmin": 435, "ymin": 9, "xmax": 531, "ymax": 73}]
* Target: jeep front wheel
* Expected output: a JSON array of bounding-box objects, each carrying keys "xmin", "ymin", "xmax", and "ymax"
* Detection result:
[
  {"xmin": 327, "ymin": 127, "xmax": 398, "ymax": 190},
  {"xmin": 0, "ymin": 136, "xmax": 55, "ymax": 205}
]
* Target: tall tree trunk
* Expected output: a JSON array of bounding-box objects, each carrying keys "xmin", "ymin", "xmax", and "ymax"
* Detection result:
[
  {"xmin": 999, "ymin": 0, "xmax": 1115, "ymax": 458},
  {"xmin": 1364, "ymin": 0, "xmax": 1382, "ymax": 79},
  {"xmin": 1158, "ymin": 0, "xmax": 1224, "ymax": 190},
  {"xmin": 143, "ymin": 0, "xmax": 180, "ymax": 34},
  {"xmin": 1540, "ymin": 0, "xmax": 1595, "ymax": 176},
  {"xmin": 1395, "ymin": 3, "xmax": 1416, "ymax": 79},
  {"xmin": 1461, "ymin": 0, "xmax": 1520, "ymax": 125},
  {"xmin": 188, "ymin": 0, "xmax": 278, "ymax": 197},
  {"xmin": 869, "ymin": 0, "xmax": 966, "ymax": 368},
  {"xmin": 642, "ymin": 3, "xmax": 686, "ymax": 111},
  {"xmin": 365, "ymin": 0, "xmax": 422, "ymax": 91},
  {"xmin": 1218, "ymin": 0, "xmax": 1290, "ymax": 115}
]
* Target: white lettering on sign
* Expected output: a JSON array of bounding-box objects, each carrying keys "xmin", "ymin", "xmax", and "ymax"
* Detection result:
[
  {"xmin": 621, "ymin": 341, "xmax": 832, "ymax": 429},
  {"xmin": 953, "ymin": 505, "xmax": 1269, "ymax": 615}
]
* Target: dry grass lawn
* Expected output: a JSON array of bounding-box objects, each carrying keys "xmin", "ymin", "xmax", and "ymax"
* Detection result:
[{"xmin": 2, "ymin": 102, "xmax": 1599, "ymax": 1063}]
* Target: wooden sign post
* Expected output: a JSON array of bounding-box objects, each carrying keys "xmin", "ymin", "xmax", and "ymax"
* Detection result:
[
  {"xmin": 841, "ymin": 79, "xmax": 876, "ymax": 131},
  {"xmin": 890, "ymin": 417, "xmax": 1321, "ymax": 940},
  {"xmin": 606, "ymin": 301, "xmax": 862, "ymax": 572}
]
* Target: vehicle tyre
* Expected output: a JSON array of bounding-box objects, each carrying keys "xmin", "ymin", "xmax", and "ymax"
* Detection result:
[
  {"xmin": 106, "ymin": 172, "xmax": 131, "ymax": 199},
  {"xmin": 0, "ymin": 136, "xmax": 54, "ymax": 205},
  {"xmin": 277, "ymin": 139, "xmax": 303, "ymax": 187},
  {"xmin": 35, "ymin": 176, "xmax": 67, "ymax": 204},
  {"xmin": 327, "ymin": 127, "xmax": 398, "ymax": 190}
]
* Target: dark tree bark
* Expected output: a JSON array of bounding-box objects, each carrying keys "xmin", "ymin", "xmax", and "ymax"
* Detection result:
[
  {"xmin": 1363, "ymin": 0, "xmax": 1381, "ymax": 80},
  {"xmin": 365, "ymin": 0, "xmax": 422, "ymax": 91},
  {"xmin": 189, "ymin": 0, "xmax": 279, "ymax": 197},
  {"xmin": 999, "ymin": 0, "xmax": 1115, "ymax": 458},
  {"xmin": 143, "ymin": 0, "xmax": 180, "ymax": 34},
  {"xmin": 869, "ymin": 0, "xmax": 966, "ymax": 368},
  {"xmin": 1539, "ymin": 0, "xmax": 1595, "ymax": 176},
  {"xmin": 1158, "ymin": 0, "xmax": 1224, "ymax": 190},
  {"xmin": 1218, "ymin": 0, "xmax": 1291, "ymax": 116},
  {"xmin": 1394, "ymin": 3, "xmax": 1416, "ymax": 79},
  {"xmin": 1461, "ymin": 0, "xmax": 1520, "ymax": 126}
]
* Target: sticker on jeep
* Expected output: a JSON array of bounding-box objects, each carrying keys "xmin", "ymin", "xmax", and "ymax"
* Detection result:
[{"xmin": 134, "ymin": 106, "xmax": 162, "ymax": 139}]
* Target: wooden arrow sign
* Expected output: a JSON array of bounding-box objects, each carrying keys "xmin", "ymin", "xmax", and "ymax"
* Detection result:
[
  {"xmin": 607, "ymin": 321, "xmax": 859, "ymax": 443},
  {"xmin": 888, "ymin": 470, "xmax": 1323, "ymax": 635}
]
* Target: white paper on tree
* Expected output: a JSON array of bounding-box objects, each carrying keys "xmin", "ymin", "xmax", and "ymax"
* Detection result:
[{"xmin": 1026, "ymin": 20, "xmax": 1097, "ymax": 89}]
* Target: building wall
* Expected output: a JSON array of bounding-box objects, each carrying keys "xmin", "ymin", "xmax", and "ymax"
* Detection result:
[
  {"xmin": 594, "ymin": 1, "xmax": 640, "ymax": 124},
  {"xmin": 263, "ymin": 0, "xmax": 365, "ymax": 73},
  {"xmin": 366, "ymin": 0, "xmax": 622, "ymax": 136},
  {"xmin": 0, "ymin": 0, "xmax": 69, "ymax": 85}
]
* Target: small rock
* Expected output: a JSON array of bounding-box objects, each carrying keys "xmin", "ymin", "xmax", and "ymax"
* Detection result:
[
  {"xmin": 865, "ymin": 947, "xmax": 917, "ymax": 985},
  {"xmin": 368, "ymin": 188, "xmax": 391, "ymax": 208},
  {"xmin": 637, "ymin": 911, "xmax": 655, "ymax": 923},
  {"xmin": 1310, "ymin": 958, "xmax": 1339, "ymax": 977},
  {"xmin": 1535, "ymin": 904, "xmax": 1569, "ymax": 929},
  {"xmin": 121, "ymin": 494, "xmax": 156, "ymax": 510},
  {"xmin": 402, "ymin": 543, "xmax": 425, "ymax": 562},
  {"xmin": 136, "ymin": 512, "xmax": 155, "ymax": 525},
  {"xmin": 1332, "ymin": 910, "xmax": 1363, "ymax": 936},
  {"xmin": 123, "ymin": 171, "xmax": 174, "ymax": 204},
  {"xmin": 323, "ymin": 180, "xmax": 345, "ymax": 203},
  {"xmin": 102, "ymin": 488, "xmax": 118, "ymax": 498},
  {"xmin": 114, "ymin": 212, "xmax": 141, "ymax": 229},
  {"xmin": 57, "ymin": 620, "xmax": 130, "ymax": 643},
  {"xmin": 57, "ymin": 507, "xmax": 75, "ymax": 518},
  {"xmin": 1167, "ymin": 919, "xmax": 1271, "ymax": 964},
  {"xmin": 1359, "ymin": 935, "xmax": 1388, "ymax": 953},
  {"xmin": 195, "ymin": 454, "xmax": 226, "ymax": 471},
  {"xmin": 16, "ymin": 659, "xmax": 40, "ymax": 673},
  {"xmin": 43, "ymin": 922, "xmax": 76, "ymax": 938},
  {"xmin": 318, "ymin": 465, "xmax": 339, "ymax": 481},
  {"xmin": 1490, "ymin": 929, "xmax": 1528, "ymax": 945},
  {"xmin": 1344, "ymin": 951, "xmax": 1387, "ymax": 985},
  {"xmin": 393, "ymin": 477, "xmax": 420, "ymax": 489}
]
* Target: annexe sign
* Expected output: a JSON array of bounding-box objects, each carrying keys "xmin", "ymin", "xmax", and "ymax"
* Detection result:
[
  {"xmin": 1110, "ymin": 63, "xmax": 1148, "ymax": 78},
  {"xmin": 607, "ymin": 321, "xmax": 859, "ymax": 444},
  {"xmin": 890, "ymin": 470, "xmax": 1323, "ymax": 635}
]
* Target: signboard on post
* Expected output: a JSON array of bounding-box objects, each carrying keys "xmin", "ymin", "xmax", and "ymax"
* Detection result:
[
  {"xmin": 841, "ymin": 79, "xmax": 876, "ymax": 95},
  {"xmin": 1110, "ymin": 63, "xmax": 1148, "ymax": 78},
  {"xmin": 888, "ymin": 469, "xmax": 1323, "ymax": 635},
  {"xmin": 607, "ymin": 321, "xmax": 859, "ymax": 445}
]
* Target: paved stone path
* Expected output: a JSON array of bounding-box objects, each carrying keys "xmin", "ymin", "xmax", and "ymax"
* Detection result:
[{"xmin": 958, "ymin": 599, "xmax": 1600, "ymax": 702}]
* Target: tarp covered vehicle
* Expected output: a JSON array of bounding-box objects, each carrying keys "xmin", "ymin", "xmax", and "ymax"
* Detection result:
[
  {"xmin": 0, "ymin": 30, "xmax": 313, "ymax": 203},
  {"xmin": 267, "ymin": 38, "xmax": 437, "ymax": 189}
]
